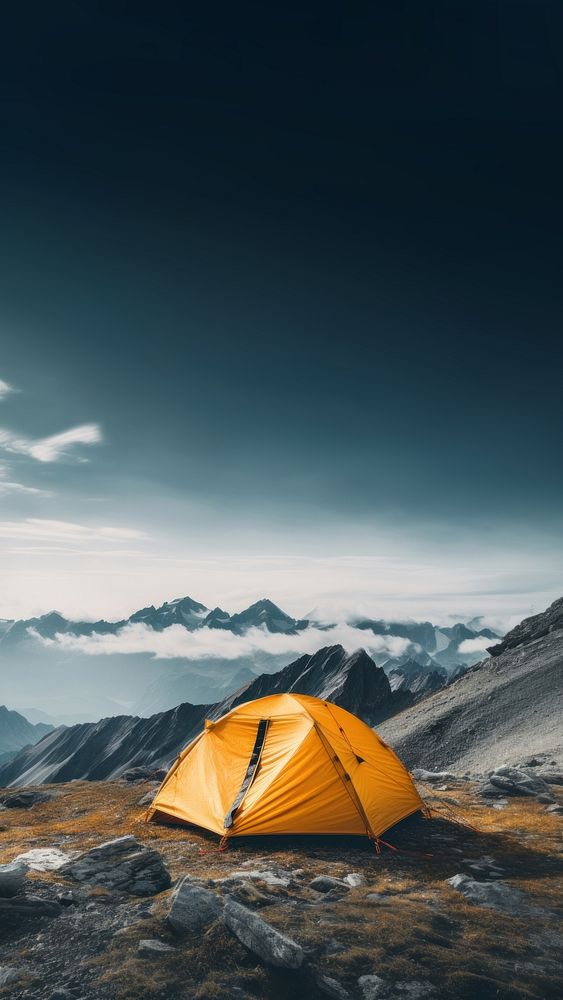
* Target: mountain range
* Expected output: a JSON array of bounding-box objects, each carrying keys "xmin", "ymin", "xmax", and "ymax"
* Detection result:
[
  {"xmin": 0, "ymin": 597, "xmax": 309, "ymax": 647},
  {"xmin": 0, "ymin": 598, "xmax": 560, "ymax": 787},
  {"xmin": 0, "ymin": 595, "xmax": 498, "ymax": 657},
  {"xmin": 0, "ymin": 595, "xmax": 500, "ymax": 722}
]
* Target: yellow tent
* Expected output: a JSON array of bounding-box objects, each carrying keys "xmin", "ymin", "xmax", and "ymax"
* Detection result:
[{"xmin": 145, "ymin": 693, "xmax": 423, "ymax": 844}]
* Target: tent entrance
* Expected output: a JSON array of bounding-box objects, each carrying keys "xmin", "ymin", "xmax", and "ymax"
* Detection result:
[{"xmin": 224, "ymin": 717, "xmax": 270, "ymax": 829}]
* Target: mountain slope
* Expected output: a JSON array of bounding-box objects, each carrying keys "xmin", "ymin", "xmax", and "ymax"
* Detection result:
[
  {"xmin": 378, "ymin": 597, "xmax": 563, "ymax": 772},
  {"xmin": 214, "ymin": 645, "xmax": 409, "ymax": 724},
  {"xmin": 0, "ymin": 706, "xmax": 53, "ymax": 757},
  {"xmin": 0, "ymin": 645, "xmax": 405, "ymax": 786}
]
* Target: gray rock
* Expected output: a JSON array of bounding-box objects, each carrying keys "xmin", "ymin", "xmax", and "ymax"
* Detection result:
[
  {"xmin": 227, "ymin": 879, "xmax": 277, "ymax": 908},
  {"xmin": 536, "ymin": 769, "xmax": 563, "ymax": 785},
  {"xmin": 324, "ymin": 938, "xmax": 346, "ymax": 955},
  {"xmin": 122, "ymin": 766, "xmax": 166, "ymax": 782},
  {"xmin": 138, "ymin": 938, "xmax": 176, "ymax": 957},
  {"xmin": 447, "ymin": 874, "xmax": 541, "ymax": 915},
  {"xmin": 225, "ymin": 868, "xmax": 292, "ymax": 887},
  {"xmin": 0, "ymin": 895, "xmax": 62, "ymax": 919},
  {"xmin": 343, "ymin": 872, "xmax": 367, "ymax": 887},
  {"xmin": 0, "ymin": 860, "xmax": 27, "ymax": 898},
  {"xmin": 137, "ymin": 791, "xmax": 155, "ymax": 807},
  {"xmin": 546, "ymin": 803, "xmax": 563, "ymax": 815},
  {"xmin": 167, "ymin": 877, "xmax": 222, "ymax": 935},
  {"xmin": 0, "ymin": 966, "xmax": 24, "ymax": 987},
  {"xmin": 60, "ymin": 835, "xmax": 171, "ymax": 896},
  {"xmin": 482, "ymin": 765, "xmax": 550, "ymax": 798},
  {"xmin": 223, "ymin": 897, "xmax": 303, "ymax": 968},
  {"xmin": 358, "ymin": 975, "xmax": 387, "ymax": 1000},
  {"xmin": 411, "ymin": 769, "xmax": 456, "ymax": 783},
  {"xmin": 210, "ymin": 983, "xmax": 254, "ymax": 1000},
  {"xmin": 49, "ymin": 990, "xmax": 76, "ymax": 1000},
  {"xmin": 310, "ymin": 875, "xmax": 348, "ymax": 893},
  {"xmin": 313, "ymin": 969, "xmax": 352, "ymax": 999},
  {"xmin": 14, "ymin": 848, "xmax": 71, "ymax": 871},
  {"xmin": 358, "ymin": 978, "xmax": 434, "ymax": 1000},
  {"xmin": 55, "ymin": 890, "xmax": 76, "ymax": 907},
  {"xmin": 536, "ymin": 793, "xmax": 556, "ymax": 804},
  {"xmin": 0, "ymin": 790, "xmax": 55, "ymax": 808},
  {"xmin": 462, "ymin": 856, "xmax": 504, "ymax": 880}
]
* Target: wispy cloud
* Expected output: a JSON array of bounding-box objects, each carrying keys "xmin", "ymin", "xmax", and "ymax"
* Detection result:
[
  {"xmin": 0, "ymin": 423, "xmax": 102, "ymax": 462},
  {"xmin": 458, "ymin": 636, "xmax": 492, "ymax": 655},
  {"xmin": 31, "ymin": 621, "xmax": 411, "ymax": 662},
  {"xmin": 0, "ymin": 379, "xmax": 17, "ymax": 400},
  {"xmin": 0, "ymin": 464, "xmax": 51, "ymax": 498},
  {"xmin": 0, "ymin": 481, "xmax": 50, "ymax": 497},
  {"xmin": 0, "ymin": 518, "xmax": 147, "ymax": 543}
]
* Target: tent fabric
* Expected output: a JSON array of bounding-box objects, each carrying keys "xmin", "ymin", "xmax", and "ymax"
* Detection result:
[{"xmin": 145, "ymin": 693, "xmax": 424, "ymax": 841}]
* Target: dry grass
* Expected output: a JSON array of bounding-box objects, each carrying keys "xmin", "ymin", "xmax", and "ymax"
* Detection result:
[{"xmin": 0, "ymin": 778, "xmax": 562, "ymax": 999}]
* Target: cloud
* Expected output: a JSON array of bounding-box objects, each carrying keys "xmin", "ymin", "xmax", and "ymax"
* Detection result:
[
  {"xmin": 0, "ymin": 423, "xmax": 101, "ymax": 462},
  {"xmin": 458, "ymin": 636, "xmax": 492, "ymax": 654},
  {"xmin": 31, "ymin": 621, "xmax": 411, "ymax": 662},
  {"xmin": 0, "ymin": 481, "xmax": 50, "ymax": 497},
  {"xmin": 0, "ymin": 379, "xmax": 17, "ymax": 400},
  {"xmin": 0, "ymin": 465, "xmax": 51, "ymax": 498},
  {"xmin": 0, "ymin": 518, "xmax": 148, "ymax": 543}
]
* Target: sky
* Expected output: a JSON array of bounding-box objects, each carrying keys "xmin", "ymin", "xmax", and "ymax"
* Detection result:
[{"xmin": 1, "ymin": 3, "xmax": 562, "ymax": 628}]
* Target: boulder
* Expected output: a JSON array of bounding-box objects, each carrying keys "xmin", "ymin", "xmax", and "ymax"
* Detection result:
[
  {"xmin": 223, "ymin": 897, "xmax": 303, "ymax": 968},
  {"xmin": 546, "ymin": 803, "xmax": 563, "ymax": 815},
  {"xmin": 343, "ymin": 872, "xmax": 367, "ymax": 887},
  {"xmin": 14, "ymin": 848, "xmax": 71, "ymax": 871},
  {"xmin": 0, "ymin": 895, "xmax": 62, "ymax": 920},
  {"xmin": 0, "ymin": 790, "xmax": 55, "ymax": 808},
  {"xmin": 0, "ymin": 860, "xmax": 27, "ymax": 898},
  {"xmin": 536, "ymin": 770, "xmax": 563, "ymax": 785},
  {"xmin": 447, "ymin": 874, "xmax": 541, "ymax": 915},
  {"xmin": 310, "ymin": 875, "xmax": 348, "ymax": 893},
  {"xmin": 60, "ymin": 835, "xmax": 171, "ymax": 896},
  {"xmin": 167, "ymin": 877, "xmax": 222, "ymax": 935},
  {"xmin": 480, "ymin": 766, "xmax": 550, "ymax": 798},
  {"xmin": 138, "ymin": 938, "xmax": 176, "ymax": 957},
  {"xmin": 411, "ymin": 769, "xmax": 456, "ymax": 783},
  {"xmin": 313, "ymin": 969, "xmax": 352, "ymax": 999}
]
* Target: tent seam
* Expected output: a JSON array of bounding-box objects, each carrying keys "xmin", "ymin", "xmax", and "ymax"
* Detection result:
[{"xmin": 313, "ymin": 723, "xmax": 377, "ymax": 841}]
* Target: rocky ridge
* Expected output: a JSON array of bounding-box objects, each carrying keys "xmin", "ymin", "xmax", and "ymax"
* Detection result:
[{"xmin": 379, "ymin": 597, "xmax": 563, "ymax": 773}]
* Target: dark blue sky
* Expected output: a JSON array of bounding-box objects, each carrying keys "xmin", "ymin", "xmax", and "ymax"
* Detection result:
[{"xmin": 0, "ymin": 3, "xmax": 562, "ymax": 622}]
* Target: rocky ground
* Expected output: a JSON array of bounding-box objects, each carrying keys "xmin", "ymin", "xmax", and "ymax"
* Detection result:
[{"xmin": 0, "ymin": 765, "xmax": 562, "ymax": 1000}]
